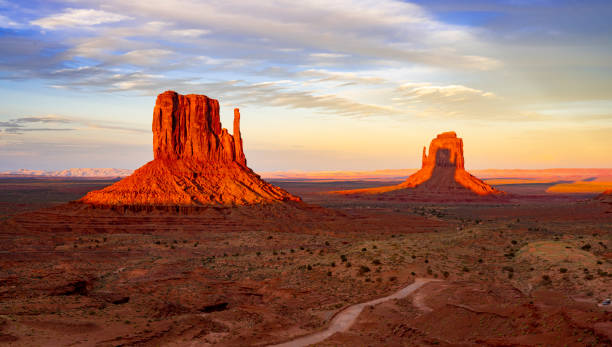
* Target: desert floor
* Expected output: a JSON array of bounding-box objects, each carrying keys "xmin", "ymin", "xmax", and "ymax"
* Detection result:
[{"xmin": 0, "ymin": 178, "xmax": 611, "ymax": 346}]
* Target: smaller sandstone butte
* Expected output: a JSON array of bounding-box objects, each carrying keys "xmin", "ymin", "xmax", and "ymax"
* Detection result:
[
  {"xmin": 334, "ymin": 131, "xmax": 504, "ymax": 198},
  {"xmin": 80, "ymin": 91, "xmax": 300, "ymax": 207}
]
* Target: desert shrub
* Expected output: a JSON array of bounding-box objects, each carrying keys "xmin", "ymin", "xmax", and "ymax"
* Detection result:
[
  {"xmin": 267, "ymin": 236, "xmax": 273, "ymax": 240},
  {"xmin": 346, "ymin": 262, "xmax": 352, "ymax": 268},
  {"xmin": 462, "ymin": 266, "xmax": 470, "ymax": 272},
  {"xmin": 341, "ymin": 254, "xmax": 347, "ymax": 262},
  {"xmin": 427, "ymin": 268, "xmax": 433, "ymax": 275},
  {"xmin": 362, "ymin": 248, "xmax": 367, "ymax": 252},
  {"xmin": 307, "ymin": 265, "xmax": 312, "ymax": 270},
  {"xmin": 584, "ymin": 274, "xmax": 594, "ymax": 280},
  {"xmin": 581, "ymin": 244, "xmax": 592, "ymax": 251},
  {"xmin": 359, "ymin": 265, "xmax": 371, "ymax": 275},
  {"xmin": 478, "ymin": 259, "xmax": 483, "ymax": 263},
  {"xmin": 559, "ymin": 268, "xmax": 568, "ymax": 273},
  {"xmin": 256, "ymin": 251, "xmax": 261, "ymax": 256},
  {"xmin": 300, "ymin": 246, "xmax": 304, "ymax": 250},
  {"xmin": 325, "ymin": 241, "xmax": 330, "ymax": 246},
  {"xmin": 541, "ymin": 275, "xmax": 552, "ymax": 285},
  {"xmin": 443, "ymin": 271, "xmax": 449, "ymax": 278},
  {"xmin": 411, "ymin": 272, "xmax": 416, "ymax": 276},
  {"xmin": 389, "ymin": 276, "xmax": 397, "ymax": 282},
  {"xmin": 412, "ymin": 255, "xmax": 416, "ymax": 259},
  {"xmin": 290, "ymin": 249, "xmax": 295, "ymax": 253},
  {"xmin": 373, "ymin": 245, "xmax": 377, "ymax": 249},
  {"xmin": 424, "ymin": 259, "xmax": 429, "ymax": 263},
  {"xmin": 194, "ymin": 242, "xmax": 199, "ymax": 247},
  {"xmin": 372, "ymin": 259, "xmax": 381, "ymax": 265},
  {"xmin": 331, "ymin": 262, "xmax": 336, "ymax": 267},
  {"xmin": 327, "ymin": 271, "xmax": 332, "ymax": 276},
  {"xmin": 511, "ymin": 240, "xmax": 517, "ymax": 245}
]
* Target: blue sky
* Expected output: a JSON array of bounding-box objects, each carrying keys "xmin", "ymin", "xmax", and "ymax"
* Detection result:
[{"xmin": 1, "ymin": 0, "xmax": 611, "ymax": 171}]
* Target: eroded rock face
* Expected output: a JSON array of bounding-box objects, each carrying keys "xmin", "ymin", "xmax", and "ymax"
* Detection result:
[{"xmin": 80, "ymin": 91, "xmax": 300, "ymax": 207}]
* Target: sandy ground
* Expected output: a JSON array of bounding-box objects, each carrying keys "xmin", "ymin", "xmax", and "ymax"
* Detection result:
[{"xmin": 0, "ymin": 178, "xmax": 610, "ymax": 346}]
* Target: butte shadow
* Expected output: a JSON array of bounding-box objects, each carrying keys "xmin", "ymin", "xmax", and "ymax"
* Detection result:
[
  {"xmin": 332, "ymin": 131, "xmax": 505, "ymax": 202},
  {"xmin": 79, "ymin": 91, "xmax": 301, "ymax": 210}
]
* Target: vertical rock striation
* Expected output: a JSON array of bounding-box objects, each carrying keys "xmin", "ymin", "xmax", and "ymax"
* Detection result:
[{"xmin": 80, "ymin": 91, "xmax": 300, "ymax": 207}]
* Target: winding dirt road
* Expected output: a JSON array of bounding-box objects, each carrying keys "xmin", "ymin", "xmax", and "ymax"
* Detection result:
[{"xmin": 270, "ymin": 278, "xmax": 441, "ymax": 347}]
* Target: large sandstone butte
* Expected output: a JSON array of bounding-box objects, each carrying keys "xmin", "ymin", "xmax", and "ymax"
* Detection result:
[
  {"xmin": 335, "ymin": 131, "xmax": 504, "ymax": 198},
  {"xmin": 80, "ymin": 91, "xmax": 300, "ymax": 207}
]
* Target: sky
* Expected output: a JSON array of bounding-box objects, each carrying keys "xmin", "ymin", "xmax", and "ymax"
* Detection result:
[{"xmin": 0, "ymin": 0, "xmax": 611, "ymax": 172}]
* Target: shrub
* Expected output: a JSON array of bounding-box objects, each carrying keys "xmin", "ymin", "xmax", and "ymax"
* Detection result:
[
  {"xmin": 362, "ymin": 248, "xmax": 367, "ymax": 252},
  {"xmin": 327, "ymin": 271, "xmax": 332, "ymax": 276},
  {"xmin": 359, "ymin": 265, "xmax": 371, "ymax": 275},
  {"xmin": 341, "ymin": 254, "xmax": 347, "ymax": 262},
  {"xmin": 581, "ymin": 244, "xmax": 591, "ymax": 251},
  {"xmin": 372, "ymin": 259, "xmax": 381, "ymax": 265},
  {"xmin": 559, "ymin": 268, "xmax": 568, "ymax": 273},
  {"xmin": 462, "ymin": 266, "xmax": 470, "ymax": 272},
  {"xmin": 307, "ymin": 265, "xmax": 312, "ymax": 270},
  {"xmin": 346, "ymin": 262, "xmax": 352, "ymax": 268},
  {"xmin": 443, "ymin": 271, "xmax": 449, "ymax": 278}
]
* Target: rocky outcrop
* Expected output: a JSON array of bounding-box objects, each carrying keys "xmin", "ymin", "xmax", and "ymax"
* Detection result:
[
  {"xmin": 333, "ymin": 131, "xmax": 504, "ymax": 199},
  {"xmin": 80, "ymin": 91, "xmax": 300, "ymax": 207}
]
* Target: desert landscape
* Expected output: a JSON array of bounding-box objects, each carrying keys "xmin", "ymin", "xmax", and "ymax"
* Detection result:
[
  {"xmin": 0, "ymin": 91, "xmax": 610, "ymax": 347},
  {"xmin": 2, "ymin": 1, "xmax": 612, "ymax": 346}
]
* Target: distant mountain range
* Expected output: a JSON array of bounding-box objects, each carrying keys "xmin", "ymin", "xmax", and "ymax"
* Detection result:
[
  {"xmin": 2, "ymin": 167, "xmax": 612, "ymax": 183},
  {"xmin": 0, "ymin": 168, "xmax": 134, "ymax": 178}
]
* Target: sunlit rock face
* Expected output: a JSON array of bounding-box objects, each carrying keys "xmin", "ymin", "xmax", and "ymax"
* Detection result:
[
  {"xmin": 80, "ymin": 91, "xmax": 300, "ymax": 207},
  {"xmin": 400, "ymin": 131, "xmax": 502, "ymax": 196}
]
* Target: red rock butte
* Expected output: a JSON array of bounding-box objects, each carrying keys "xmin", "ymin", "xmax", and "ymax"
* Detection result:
[
  {"xmin": 80, "ymin": 91, "xmax": 300, "ymax": 207},
  {"xmin": 334, "ymin": 131, "xmax": 504, "ymax": 198}
]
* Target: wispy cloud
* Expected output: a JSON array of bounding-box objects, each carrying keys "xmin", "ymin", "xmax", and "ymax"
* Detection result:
[
  {"xmin": 0, "ymin": 115, "xmax": 147, "ymax": 135},
  {"xmin": 31, "ymin": 8, "xmax": 132, "ymax": 29}
]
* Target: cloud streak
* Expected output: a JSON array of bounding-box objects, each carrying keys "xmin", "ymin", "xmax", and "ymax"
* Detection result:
[{"xmin": 31, "ymin": 8, "xmax": 132, "ymax": 29}]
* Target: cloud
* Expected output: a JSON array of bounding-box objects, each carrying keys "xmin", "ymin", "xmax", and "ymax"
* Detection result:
[
  {"xmin": 31, "ymin": 8, "xmax": 132, "ymax": 29},
  {"xmin": 0, "ymin": 115, "xmax": 147, "ymax": 135},
  {"xmin": 0, "ymin": 115, "xmax": 75, "ymax": 134},
  {"xmin": 392, "ymin": 82, "xmax": 539, "ymax": 120}
]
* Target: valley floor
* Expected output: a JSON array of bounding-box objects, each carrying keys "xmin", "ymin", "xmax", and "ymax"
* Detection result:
[{"xmin": 0, "ymin": 178, "xmax": 611, "ymax": 346}]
